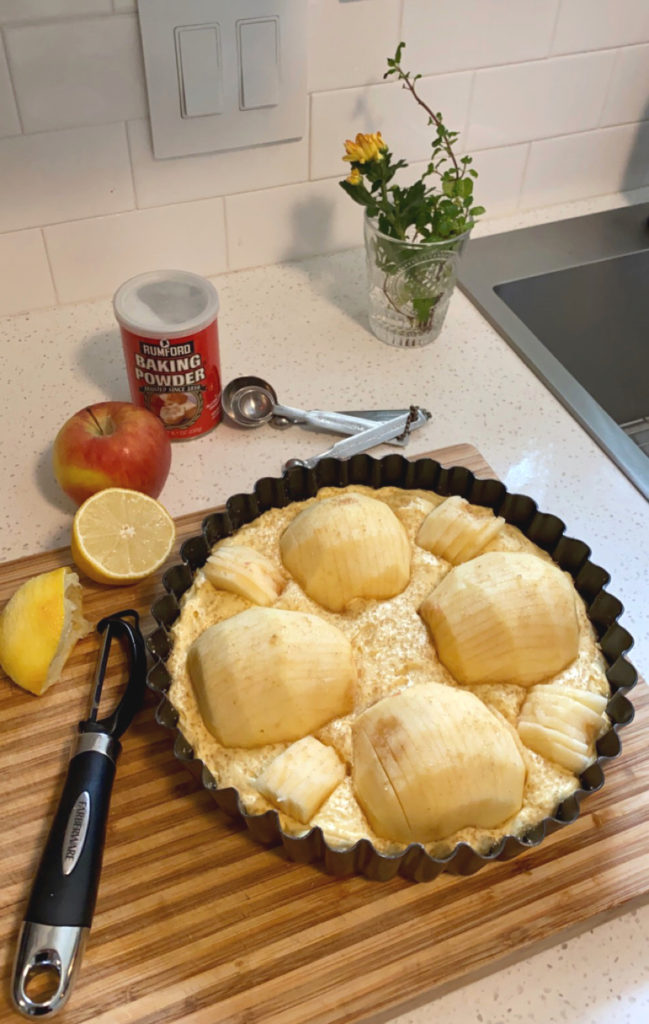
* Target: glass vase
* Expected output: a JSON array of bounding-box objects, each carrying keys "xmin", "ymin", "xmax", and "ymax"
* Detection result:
[{"xmin": 363, "ymin": 215, "xmax": 471, "ymax": 348}]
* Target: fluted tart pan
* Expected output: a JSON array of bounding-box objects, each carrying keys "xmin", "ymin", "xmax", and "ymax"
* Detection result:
[{"xmin": 146, "ymin": 454, "xmax": 637, "ymax": 882}]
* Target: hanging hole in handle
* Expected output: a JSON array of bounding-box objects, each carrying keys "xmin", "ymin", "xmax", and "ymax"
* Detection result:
[
  {"xmin": 24, "ymin": 961, "xmax": 61, "ymax": 1005},
  {"xmin": 13, "ymin": 923, "xmax": 87, "ymax": 1017},
  {"xmin": 19, "ymin": 950, "xmax": 64, "ymax": 1014}
]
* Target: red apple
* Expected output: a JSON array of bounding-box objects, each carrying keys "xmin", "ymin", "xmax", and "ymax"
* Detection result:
[{"xmin": 53, "ymin": 402, "xmax": 172, "ymax": 506}]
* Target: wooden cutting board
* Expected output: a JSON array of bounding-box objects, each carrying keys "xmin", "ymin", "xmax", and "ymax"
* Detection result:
[{"xmin": 1, "ymin": 443, "xmax": 646, "ymax": 1024}]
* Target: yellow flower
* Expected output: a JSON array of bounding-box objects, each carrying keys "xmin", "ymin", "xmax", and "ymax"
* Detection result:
[
  {"xmin": 342, "ymin": 132, "xmax": 387, "ymax": 164},
  {"xmin": 346, "ymin": 167, "xmax": 362, "ymax": 185}
]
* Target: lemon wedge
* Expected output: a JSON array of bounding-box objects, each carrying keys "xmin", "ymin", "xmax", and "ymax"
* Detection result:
[
  {"xmin": 0, "ymin": 567, "xmax": 91, "ymax": 695},
  {"xmin": 71, "ymin": 487, "xmax": 175, "ymax": 585}
]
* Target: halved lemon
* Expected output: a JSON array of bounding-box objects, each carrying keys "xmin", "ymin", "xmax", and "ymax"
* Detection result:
[
  {"xmin": 71, "ymin": 487, "xmax": 176, "ymax": 585},
  {"xmin": 0, "ymin": 567, "xmax": 90, "ymax": 695}
]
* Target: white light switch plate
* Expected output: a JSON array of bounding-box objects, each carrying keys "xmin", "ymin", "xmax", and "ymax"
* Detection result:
[{"xmin": 138, "ymin": 0, "xmax": 306, "ymax": 159}]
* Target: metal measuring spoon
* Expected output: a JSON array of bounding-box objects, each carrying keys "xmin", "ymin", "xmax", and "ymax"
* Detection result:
[
  {"xmin": 222, "ymin": 376, "xmax": 388, "ymax": 435},
  {"xmin": 222, "ymin": 376, "xmax": 280, "ymax": 427}
]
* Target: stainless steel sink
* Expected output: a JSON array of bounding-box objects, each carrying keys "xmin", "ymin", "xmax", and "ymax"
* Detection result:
[{"xmin": 458, "ymin": 203, "xmax": 649, "ymax": 500}]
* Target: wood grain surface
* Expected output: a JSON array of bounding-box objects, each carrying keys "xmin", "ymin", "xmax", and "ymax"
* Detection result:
[{"xmin": 1, "ymin": 444, "xmax": 645, "ymax": 1024}]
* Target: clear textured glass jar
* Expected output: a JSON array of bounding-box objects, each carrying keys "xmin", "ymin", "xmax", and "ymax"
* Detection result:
[{"xmin": 363, "ymin": 215, "xmax": 472, "ymax": 348}]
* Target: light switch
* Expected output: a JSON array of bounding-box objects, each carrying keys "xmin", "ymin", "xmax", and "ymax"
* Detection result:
[
  {"xmin": 238, "ymin": 18, "xmax": 279, "ymax": 110},
  {"xmin": 138, "ymin": 0, "xmax": 306, "ymax": 159},
  {"xmin": 175, "ymin": 24, "xmax": 223, "ymax": 118}
]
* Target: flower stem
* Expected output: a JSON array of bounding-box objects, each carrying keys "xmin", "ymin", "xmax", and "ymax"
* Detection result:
[
  {"xmin": 394, "ymin": 67, "xmax": 461, "ymax": 180},
  {"xmin": 379, "ymin": 175, "xmax": 405, "ymax": 238}
]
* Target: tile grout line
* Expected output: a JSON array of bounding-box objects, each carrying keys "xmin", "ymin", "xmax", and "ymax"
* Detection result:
[
  {"xmin": 307, "ymin": 91, "xmax": 314, "ymax": 181},
  {"xmin": 515, "ymin": 142, "xmax": 534, "ymax": 212},
  {"xmin": 222, "ymin": 195, "xmax": 232, "ymax": 273},
  {"xmin": 467, "ymin": 118, "xmax": 649, "ymax": 159},
  {"xmin": 1, "ymin": 25, "xmax": 24, "ymax": 134},
  {"xmin": 547, "ymin": 0, "xmax": 564, "ymax": 55},
  {"xmin": 595, "ymin": 49, "xmax": 621, "ymax": 129},
  {"xmin": 397, "ymin": 0, "xmax": 405, "ymax": 39},
  {"xmin": 124, "ymin": 119, "xmax": 140, "ymax": 210},
  {"xmin": 40, "ymin": 227, "xmax": 62, "ymax": 306},
  {"xmin": 464, "ymin": 70, "xmax": 477, "ymax": 143}
]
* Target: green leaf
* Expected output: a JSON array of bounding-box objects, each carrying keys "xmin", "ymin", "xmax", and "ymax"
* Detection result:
[
  {"xmin": 458, "ymin": 177, "xmax": 473, "ymax": 199},
  {"xmin": 412, "ymin": 296, "xmax": 436, "ymax": 327},
  {"xmin": 339, "ymin": 180, "xmax": 378, "ymax": 214}
]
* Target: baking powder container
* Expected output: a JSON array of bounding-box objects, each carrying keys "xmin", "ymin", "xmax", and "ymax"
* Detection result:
[{"xmin": 113, "ymin": 270, "xmax": 221, "ymax": 441}]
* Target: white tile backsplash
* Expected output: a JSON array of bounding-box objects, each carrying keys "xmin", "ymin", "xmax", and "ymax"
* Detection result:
[
  {"xmin": 226, "ymin": 178, "xmax": 363, "ymax": 270},
  {"xmin": 0, "ymin": 123, "xmax": 134, "ymax": 233},
  {"xmin": 0, "ymin": 230, "xmax": 55, "ymax": 315},
  {"xmin": 45, "ymin": 198, "xmax": 228, "ymax": 304},
  {"xmin": 6, "ymin": 14, "xmax": 147, "ymax": 132},
  {"xmin": 128, "ymin": 114, "xmax": 309, "ymax": 209},
  {"xmin": 0, "ymin": 1, "xmax": 111, "ymax": 21},
  {"xmin": 0, "ymin": 0, "xmax": 648, "ymax": 315},
  {"xmin": 311, "ymin": 72, "xmax": 473, "ymax": 180},
  {"xmin": 0, "ymin": 36, "xmax": 20, "ymax": 137},
  {"xmin": 397, "ymin": 142, "xmax": 530, "ymax": 219},
  {"xmin": 600, "ymin": 45, "xmax": 649, "ymax": 127},
  {"xmin": 551, "ymin": 0, "xmax": 649, "ymax": 54},
  {"xmin": 467, "ymin": 51, "xmax": 616, "ymax": 150},
  {"xmin": 459, "ymin": 143, "xmax": 530, "ymax": 217},
  {"xmin": 521, "ymin": 122, "xmax": 649, "ymax": 208},
  {"xmin": 307, "ymin": 0, "xmax": 401, "ymax": 91},
  {"xmin": 402, "ymin": 0, "xmax": 561, "ymax": 73}
]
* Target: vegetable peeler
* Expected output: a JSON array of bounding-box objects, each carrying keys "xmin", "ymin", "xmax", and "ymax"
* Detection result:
[
  {"xmin": 12, "ymin": 609, "xmax": 147, "ymax": 1018},
  {"xmin": 283, "ymin": 407, "xmax": 427, "ymax": 471}
]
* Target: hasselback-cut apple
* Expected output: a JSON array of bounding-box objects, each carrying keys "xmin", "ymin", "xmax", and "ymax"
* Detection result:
[
  {"xmin": 352, "ymin": 683, "xmax": 526, "ymax": 844},
  {"xmin": 416, "ymin": 494, "xmax": 505, "ymax": 563},
  {"xmin": 186, "ymin": 607, "xmax": 356, "ymax": 748},
  {"xmin": 518, "ymin": 683, "xmax": 609, "ymax": 773},
  {"xmin": 204, "ymin": 543, "xmax": 285, "ymax": 606},
  {"xmin": 419, "ymin": 551, "xmax": 580, "ymax": 686},
  {"xmin": 279, "ymin": 492, "xmax": 410, "ymax": 612}
]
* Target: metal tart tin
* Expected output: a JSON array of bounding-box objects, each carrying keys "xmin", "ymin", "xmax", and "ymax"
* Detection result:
[{"xmin": 146, "ymin": 454, "xmax": 637, "ymax": 882}]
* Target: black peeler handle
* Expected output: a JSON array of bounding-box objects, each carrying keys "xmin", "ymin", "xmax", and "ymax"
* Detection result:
[
  {"xmin": 12, "ymin": 611, "xmax": 147, "ymax": 1018},
  {"xmin": 24, "ymin": 731, "xmax": 120, "ymax": 931}
]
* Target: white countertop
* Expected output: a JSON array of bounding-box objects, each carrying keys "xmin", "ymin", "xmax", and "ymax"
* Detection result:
[{"xmin": 1, "ymin": 190, "xmax": 648, "ymax": 1023}]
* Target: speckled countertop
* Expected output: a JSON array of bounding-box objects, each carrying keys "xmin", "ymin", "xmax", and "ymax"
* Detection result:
[{"xmin": 1, "ymin": 190, "xmax": 648, "ymax": 1023}]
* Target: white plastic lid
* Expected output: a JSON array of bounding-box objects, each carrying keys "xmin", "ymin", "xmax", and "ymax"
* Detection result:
[{"xmin": 113, "ymin": 269, "xmax": 219, "ymax": 339}]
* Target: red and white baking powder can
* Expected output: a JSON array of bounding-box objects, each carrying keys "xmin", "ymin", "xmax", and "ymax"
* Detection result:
[{"xmin": 113, "ymin": 269, "xmax": 221, "ymax": 441}]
